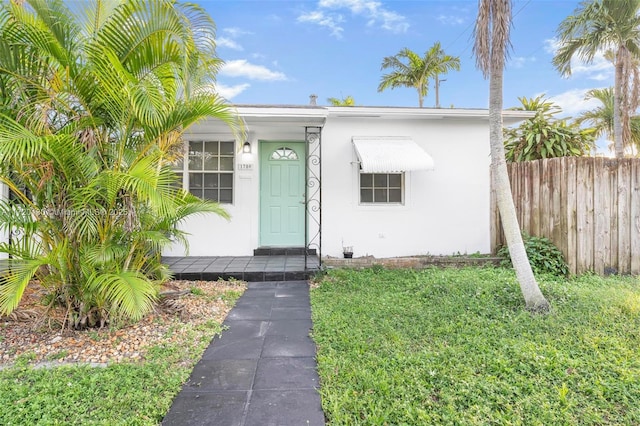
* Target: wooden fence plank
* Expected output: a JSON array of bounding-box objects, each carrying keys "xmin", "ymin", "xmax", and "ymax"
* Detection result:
[
  {"xmin": 566, "ymin": 158, "xmax": 578, "ymax": 275},
  {"xmin": 631, "ymin": 161, "xmax": 640, "ymax": 274},
  {"xmin": 608, "ymin": 159, "xmax": 619, "ymax": 274},
  {"xmin": 522, "ymin": 161, "xmax": 532, "ymax": 235},
  {"xmin": 540, "ymin": 159, "xmax": 551, "ymax": 240},
  {"xmin": 512, "ymin": 162, "xmax": 521, "ymax": 231},
  {"xmin": 617, "ymin": 159, "xmax": 630, "ymax": 274},
  {"xmin": 594, "ymin": 158, "xmax": 609, "ymax": 275},
  {"xmin": 520, "ymin": 162, "xmax": 527, "ymax": 231},
  {"xmin": 530, "ymin": 160, "xmax": 541, "ymax": 237},
  {"xmin": 490, "ymin": 157, "xmax": 640, "ymax": 276},
  {"xmin": 576, "ymin": 158, "xmax": 594, "ymax": 274},
  {"xmin": 550, "ymin": 159, "xmax": 563, "ymax": 254}
]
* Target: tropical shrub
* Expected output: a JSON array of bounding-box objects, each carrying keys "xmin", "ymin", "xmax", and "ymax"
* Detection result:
[
  {"xmin": 504, "ymin": 95, "xmax": 595, "ymax": 162},
  {"xmin": 498, "ymin": 234, "xmax": 569, "ymax": 277},
  {"xmin": 0, "ymin": 0, "xmax": 237, "ymax": 328}
]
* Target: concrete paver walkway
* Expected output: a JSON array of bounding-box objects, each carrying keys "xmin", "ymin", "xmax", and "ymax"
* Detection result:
[{"xmin": 162, "ymin": 280, "xmax": 325, "ymax": 426}]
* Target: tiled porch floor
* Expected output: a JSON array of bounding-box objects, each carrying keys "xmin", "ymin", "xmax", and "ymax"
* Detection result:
[
  {"xmin": 162, "ymin": 255, "xmax": 321, "ymax": 282},
  {"xmin": 0, "ymin": 256, "xmax": 321, "ymax": 282}
]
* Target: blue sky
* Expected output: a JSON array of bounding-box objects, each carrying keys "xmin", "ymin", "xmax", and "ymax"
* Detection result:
[{"xmin": 203, "ymin": 0, "xmax": 610, "ymax": 118}]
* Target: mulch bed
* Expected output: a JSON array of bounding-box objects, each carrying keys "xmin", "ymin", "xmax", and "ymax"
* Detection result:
[{"xmin": 0, "ymin": 280, "xmax": 246, "ymax": 367}]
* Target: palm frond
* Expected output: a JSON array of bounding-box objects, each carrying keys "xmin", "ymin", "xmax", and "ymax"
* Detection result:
[
  {"xmin": 473, "ymin": 0, "xmax": 491, "ymax": 76},
  {"xmin": 0, "ymin": 258, "xmax": 44, "ymax": 315},
  {"xmin": 142, "ymin": 94, "xmax": 240, "ymax": 144},
  {"xmin": 0, "ymin": 114, "xmax": 43, "ymax": 159},
  {"xmin": 82, "ymin": 240, "xmax": 130, "ymax": 267},
  {"xmin": 19, "ymin": 0, "xmax": 81, "ymax": 69},
  {"xmin": 88, "ymin": 270, "xmax": 157, "ymax": 320}
]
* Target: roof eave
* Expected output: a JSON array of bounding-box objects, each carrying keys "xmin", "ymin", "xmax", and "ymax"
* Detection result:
[{"xmin": 327, "ymin": 106, "xmax": 534, "ymax": 123}]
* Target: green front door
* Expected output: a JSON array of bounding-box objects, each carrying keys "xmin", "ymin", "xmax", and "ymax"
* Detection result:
[{"xmin": 260, "ymin": 141, "xmax": 306, "ymax": 247}]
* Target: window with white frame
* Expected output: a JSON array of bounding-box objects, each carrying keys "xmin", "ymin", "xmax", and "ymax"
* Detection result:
[
  {"xmin": 174, "ymin": 140, "xmax": 234, "ymax": 203},
  {"xmin": 359, "ymin": 172, "xmax": 403, "ymax": 204}
]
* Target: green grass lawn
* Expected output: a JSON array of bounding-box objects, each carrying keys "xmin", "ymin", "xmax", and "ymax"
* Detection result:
[
  {"xmin": 311, "ymin": 267, "xmax": 640, "ymax": 425},
  {"xmin": 0, "ymin": 341, "xmax": 211, "ymax": 426}
]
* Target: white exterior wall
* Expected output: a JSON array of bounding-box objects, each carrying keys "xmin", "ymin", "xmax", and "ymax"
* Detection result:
[
  {"xmin": 321, "ymin": 116, "xmax": 491, "ymax": 258},
  {"xmin": 163, "ymin": 125, "xmax": 310, "ymax": 256},
  {"xmin": 163, "ymin": 136, "xmax": 257, "ymax": 256},
  {"xmin": 163, "ymin": 175, "xmax": 259, "ymax": 256},
  {"xmin": 161, "ymin": 106, "xmax": 526, "ymax": 258}
]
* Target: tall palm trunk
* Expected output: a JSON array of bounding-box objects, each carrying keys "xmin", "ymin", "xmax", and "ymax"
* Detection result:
[
  {"xmin": 435, "ymin": 74, "xmax": 441, "ymax": 108},
  {"xmin": 490, "ymin": 65, "xmax": 549, "ymax": 312},
  {"xmin": 475, "ymin": 0, "xmax": 549, "ymax": 312},
  {"xmin": 614, "ymin": 48, "xmax": 625, "ymax": 158}
]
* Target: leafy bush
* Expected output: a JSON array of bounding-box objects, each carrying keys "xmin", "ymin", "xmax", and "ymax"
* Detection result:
[
  {"xmin": 498, "ymin": 234, "xmax": 569, "ymax": 277},
  {"xmin": 0, "ymin": 0, "xmax": 237, "ymax": 328},
  {"xmin": 503, "ymin": 95, "xmax": 595, "ymax": 162}
]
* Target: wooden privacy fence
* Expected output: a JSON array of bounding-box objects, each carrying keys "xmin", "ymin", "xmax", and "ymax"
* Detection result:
[{"xmin": 491, "ymin": 157, "xmax": 640, "ymax": 275}]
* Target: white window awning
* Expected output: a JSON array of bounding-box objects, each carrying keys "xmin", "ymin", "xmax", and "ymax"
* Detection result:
[{"xmin": 352, "ymin": 136, "xmax": 435, "ymax": 173}]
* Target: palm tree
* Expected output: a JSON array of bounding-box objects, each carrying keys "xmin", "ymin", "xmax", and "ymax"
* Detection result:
[
  {"xmin": 474, "ymin": 0, "xmax": 550, "ymax": 312},
  {"xmin": 577, "ymin": 87, "xmax": 640, "ymax": 154},
  {"xmin": 378, "ymin": 42, "xmax": 460, "ymax": 108},
  {"xmin": 0, "ymin": 0, "xmax": 237, "ymax": 328},
  {"xmin": 578, "ymin": 87, "xmax": 615, "ymax": 140},
  {"xmin": 427, "ymin": 42, "xmax": 461, "ymax": 108},
  {"xmin": 553, "ymin": 0, "xmax": 640, "ymax": 158},
  {"xmin": 327, "ymin": 95, "xmax": 356, "ymax": 106}
]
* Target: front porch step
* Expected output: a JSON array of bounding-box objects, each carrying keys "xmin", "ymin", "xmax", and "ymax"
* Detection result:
[
  {"xmin": 171, "ymin": 270, "xmax": 317, "ymax": 282},
  {"xmin": 253, "ymin": 247, "xmax": 317, "ymax": 256}
]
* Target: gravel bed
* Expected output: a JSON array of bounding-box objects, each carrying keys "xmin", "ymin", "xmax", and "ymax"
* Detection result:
[{"xmin": 0, "ymin": 279, "xmax": 246, "ymax": 368}]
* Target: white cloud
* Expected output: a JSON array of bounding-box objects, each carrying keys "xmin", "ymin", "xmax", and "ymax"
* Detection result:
[
  {"xmin": 215, "ymin": 83, "xmax": 251, "ymax": 99},
  {"xmin": 298, "ymin": 10, "xmax": 344, "ymax": 38},
  {"xmin": 266, "ymin": 14, "xmax": 282, "ymax": 23},
  {"xmin": 548, "ymin": 88, "xmax": 603, "ymax": 117},
  {"xmin": 217, "ymin": 28, "xmax": 253, "ymax": 51},
  {"xmin": 299, "ymin": 0, "xmax": 408, "ymax": 38},
  {"xmin": 223, "ymin": 27, "xmax": 252, "ymax": 38},
  {"xmin": 220, "ymin": 59, "xmax": 287, "ymax": 81},
  {"xmin": 571, "ymin": 52, "xmax": 612, "ymax": 80},
  {"xmin": 544, "ymin": 38, "xmax": 613, "ymax": 82},
  {"xmin": 588, "ymin": 72, "xmax": 611, "ymax": 81},
  {"xmin": 217, "ymin": 37, "xmax": 243, "ymax": 50},
  {"xmin": 436, "ymin": 14, "xmax": 465, "ymax": 26},
  {"xmin": 510, "ymin": 56, "xmax": 536, "ymax": 69},
  {"xmin": 543, "ymin": 38, "xmax": 560, "ymax": 54}
]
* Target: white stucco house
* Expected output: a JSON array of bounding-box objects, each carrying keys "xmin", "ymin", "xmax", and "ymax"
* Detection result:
[{"xmin": 163, "ymin": 103, "xmax": 531, "ymax": 260}]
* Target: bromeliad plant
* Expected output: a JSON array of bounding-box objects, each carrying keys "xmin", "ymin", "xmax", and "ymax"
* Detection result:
[{"xmin": 0, "ymin": 0, "xmax": 238, "ymax": 328}]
